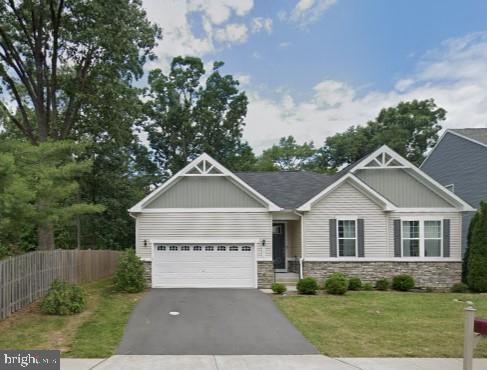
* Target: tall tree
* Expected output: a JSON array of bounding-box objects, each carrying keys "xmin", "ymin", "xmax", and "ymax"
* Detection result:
[
  {"xmin": 144, "ymin": 56, "xmax": 254, "ymax": 176},
  {"xmin": 256, "ymin": 136, "xmax": 317, "ymax": 171},
  {"xmin": 321, "ymin": 99, "xmax": 446, "ymax": 168},
  {"xmin": 466, "ymin": 201, "xmax": 487, "ymax": 292}
]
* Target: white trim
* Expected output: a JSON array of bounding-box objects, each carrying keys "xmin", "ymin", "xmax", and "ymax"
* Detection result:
[
  {"xmin": 304, "ymin": 257, "xmax": 462, "ymax": 262},
  {"xmin": 391, "ymin": 208, "xmax": 459, "ymax": 213},
  {"xmin": 129, "ymin": 153, "xmax": 282, "ymax": 212},
  {"xmin": 133, "ymin": 208, "xmax": 269, "ymax": 213},
  {"xmin": 297, "ymin": 173, "xmax": 397, "ymax": 211},
  {"xmin": 349, "ymin": 145, "xmax": 475, "ymax": 212},
  {"xmin": 336, "ymin": 218, "xmax": 358, "ymax": 258},
  {"xmin": 400, "ymin": 219, "xmax": 443, "ymax": 258}
]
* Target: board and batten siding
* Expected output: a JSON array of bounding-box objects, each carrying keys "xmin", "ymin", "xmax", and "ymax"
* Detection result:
[
  {"xmin": 355, "ymin": 168, "xmax": 452, "ymax": 208},
  {"xmin": 388, "ymin": 212, "xmax": 462, "ymax": 259},
  {"xmin": 145, "ymin": 177, "xmax": 265, "ymax": 208},
  {"xmin": 303, "ymin": 181, "xmax": 389, "ymax": 258},
  {"xmin": 136, "ymin": 212, "xmax": 272, "ymax": 260}
]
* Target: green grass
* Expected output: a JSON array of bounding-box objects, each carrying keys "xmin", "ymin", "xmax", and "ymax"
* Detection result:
[
  {"xmin": 0, "ymin": 279, "xmax": 145, "ymax": 357},
  {"xmin": 274, "ymin": 291, "xmax": 487, "ymax": 357}
]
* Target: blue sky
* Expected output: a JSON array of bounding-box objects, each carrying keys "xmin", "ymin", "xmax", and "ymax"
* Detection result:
[{"xmin": 143, "ymin": 0, "xmax": 487, "ymax": 151}]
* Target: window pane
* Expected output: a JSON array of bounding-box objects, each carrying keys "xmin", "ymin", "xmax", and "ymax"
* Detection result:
[
  {"xmin": 425, "ymin": 239, "xmax": 441, "ymax": 257},
  {"xmin": 338, "ymin": 220, "xmax": 356, "ymax": 238},
  {"xmin": 403, "ymin": 239, "xmax": 420, "ymax": 257},
  {"xmin": 339, "ymin": 239, "xmax": 356, "ymax": 257},
  {"xmin": 403, "ymin": 221, "xmax": 419, "ymax": 238},
  {"xmin": 425, "ymin": 221, "xmax": 441, "ymax": 239}
]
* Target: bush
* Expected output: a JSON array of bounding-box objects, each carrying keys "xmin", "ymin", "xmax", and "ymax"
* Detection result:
[
  {"xmin": 450, "ymin": 282, "xmax": 469, "ymax": 293},
  {"xmin": 324, "ymin": 273, "xmax": 349, "ymax": 295},
  {"xmin": 348, "ymin": 277, "xmax": 362, "ymax": 291},
  {"xmin": 296, "ymin": 277, "xmax": 319, "ymax": 295},
  {"xmin": 392, "ymin": 274, "xmax": 415, "ymax": 291},
  {"xmin": 113, "ymin": 249, "xmax": 146, "ymax": 293},
  {"xmin": 362, "ymin": 283, "xmax": 374, "ymax": 291},
  {"xmin": 375, "ymin": 278, "xmax": 390, "ymax": 291},
  {"xmin": 41, "ymin": 280, "xmax": 87, "ymax": 315},
  {"xmin": 271, "ymin": 282, "xmax": 287, "ymax": 294},
  {"xmin": 467, "ymin": 202, "xmax": 487, "ymax": 292}
]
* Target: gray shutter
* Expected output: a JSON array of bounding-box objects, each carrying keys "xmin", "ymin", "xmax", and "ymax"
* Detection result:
[
  {"xmin": 393, "ymin": 219, "xmax": 401, "ymax": 257},
  {"xmin": 329, "ymin": 219, "xmax": 337, "ymax": 257},
  {"xmin": 357, "ymin": 219, "xmax": 365, "ymax": 257},
  {"xmin": 443, "ymin": 219, "xmax": 451, "ymax": 257}
]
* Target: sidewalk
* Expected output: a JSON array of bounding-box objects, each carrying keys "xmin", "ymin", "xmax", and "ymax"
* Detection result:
[{"xmin": 61, "ymin": 355, "xmax": 487, "ymax": 370}]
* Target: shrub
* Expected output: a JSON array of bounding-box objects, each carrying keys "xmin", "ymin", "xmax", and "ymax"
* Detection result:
[
  {"xmin": 324, "ymin": 273, "xmax": 349, "ymax": 295},
  {"xmin": 113, "ymin": 249, "xmax": 146, "ymax": 293},
  {"xmin": 348, "ymin": 277, "xmax": 362, "ymax": 291},
  {"xmin": 392, "ymin": 274, "xmax": 415, "ymax": 291},
  {"xmin": 41, "ymin": 280, "xmax": 87, "ymax": 315},
  {"xmin": 271, "ymin": 282, "xmax": 287, "ymax": 294},
  {"xmin": 450, "ymin": 282, "xmax": 469, "ymax": 293},
  {"xmin": 375, "ymin": 278, "xmax": 390, "ymax": 291},
  {"xmin": 362, "ymin": 283, "xmax": 374, "ymax": 291},
  {"xmin": 296, "ymin": 277, "xmax": 319, "ymax": 295},
  {"xmin": 467, "ymin": 202, "xmax": 487, "ymax": 292}
]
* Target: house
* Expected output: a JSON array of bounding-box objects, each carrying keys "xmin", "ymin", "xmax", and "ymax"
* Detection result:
[
  {"xmin": 129, "ymin": 145, "xmax": 474, "ymax": 289},
  {"xmin": 421, "ymin": 128, "xmax": 487, "ymax": 253}
]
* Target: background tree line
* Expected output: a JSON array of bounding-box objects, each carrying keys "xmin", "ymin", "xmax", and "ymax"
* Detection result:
[{"xmin": 0, "ymin": 0, "xmax": 446, "ymax": 255}]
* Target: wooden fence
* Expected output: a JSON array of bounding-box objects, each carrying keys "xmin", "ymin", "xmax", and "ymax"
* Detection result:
[{"xmin": 0, "ymin": 249, "xmax": 122, "ymax": 320}]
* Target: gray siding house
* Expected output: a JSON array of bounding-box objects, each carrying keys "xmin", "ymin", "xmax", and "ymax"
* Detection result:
[
  {"xmin": 129, "ymin": 145, "xmax": 474, "ymax": 289},
  {"xmin": 421, "ymin": 128, "xmax": 487, "ymax": 252}
]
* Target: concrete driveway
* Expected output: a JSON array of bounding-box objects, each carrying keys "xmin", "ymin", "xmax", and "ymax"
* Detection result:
[{"xmin": 117, "ymin": 289, "xmax": 317, "ymax": 355}]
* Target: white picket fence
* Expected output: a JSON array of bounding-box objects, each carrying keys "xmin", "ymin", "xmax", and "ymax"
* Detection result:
[{"xmin": 0, "ymin": 249, "xmax": 121, "ymax": 320}]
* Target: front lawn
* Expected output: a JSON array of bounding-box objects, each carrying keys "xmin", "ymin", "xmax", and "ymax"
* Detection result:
[
  {"xmin": 274, "ymin": 291, "xmax": 487, "ymax": 357},
  {"xmin": 0, "ymin": 279, "xmax": 145, "ymax": 358}
]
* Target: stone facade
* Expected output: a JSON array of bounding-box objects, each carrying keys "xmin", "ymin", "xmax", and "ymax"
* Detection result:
[
  {"xmin": 143, "ymin": 260, "xmax": 152, "ymax": 287},
  {"xmin": 257, "ymin": 261, "xmax": 274, "ymax": 288},
  {"xmin": 303, "ymin": 261, "xmax": 462, "ymax": 289}
]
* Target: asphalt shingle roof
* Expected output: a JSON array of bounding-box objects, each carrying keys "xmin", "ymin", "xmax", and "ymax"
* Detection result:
[
  {"xmin": 235, "ymin": 163, "xmax": 358, "ymax": 209},
  {"xmin": 451, "ymin": 128, "xmax": 487, "ymax": 146}
]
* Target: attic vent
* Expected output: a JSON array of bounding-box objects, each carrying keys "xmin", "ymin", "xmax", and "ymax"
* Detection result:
[
  {"xmin": 187, "ymin": 159, "xmax": 223, "ymax": 175},
  {"xmin": 363, "ymin": 152, "xmax": 405, "ymax": 169}
]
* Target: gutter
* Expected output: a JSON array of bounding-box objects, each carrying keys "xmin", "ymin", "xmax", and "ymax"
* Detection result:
[{"xmin": 293, "ymin": 210, "xmax": 305, "ymax": 279}]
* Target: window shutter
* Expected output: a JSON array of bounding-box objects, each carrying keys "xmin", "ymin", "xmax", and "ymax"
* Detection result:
[
  {"xmin": 357, "ymin": 219, "xmax": 365, "ymax": 257},
  {"xmin": 329, "ymin": 219, "xmax": 337, "ymax": 257},
  {"xmin": 393, "ymin": 219, "xmax": 401, "ymax": 257},
  {"xmin": 443, "ymin": 219, "xmax": 451, "ymax": 257}
]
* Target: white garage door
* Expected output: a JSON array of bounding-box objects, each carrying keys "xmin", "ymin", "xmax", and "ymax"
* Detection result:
[{"xmin": 152, "ymin": 243, "xmax": 256, "ymax": 288}]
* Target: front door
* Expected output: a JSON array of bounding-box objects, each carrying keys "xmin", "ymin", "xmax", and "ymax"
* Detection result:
[{"xmin": 272, "ymin": 223, "xmax": 286, "ymax": 270}]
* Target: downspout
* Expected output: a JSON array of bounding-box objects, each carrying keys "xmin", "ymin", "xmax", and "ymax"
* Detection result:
[{"xmin": 294, "ymin": 211, "xmax": 305, "ymax": 279}]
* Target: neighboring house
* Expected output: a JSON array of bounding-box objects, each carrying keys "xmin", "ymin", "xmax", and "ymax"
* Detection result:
[
  {"xmin": 129, "ymin": 145, "xmax": 474, "ymax": 289},
  {"xmin": 421, "ymin": 128, "xmax": 487, "ymax": 253}
]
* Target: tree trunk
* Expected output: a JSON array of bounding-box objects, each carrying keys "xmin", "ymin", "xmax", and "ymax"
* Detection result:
[{"xmin": 38, "ymin": 224, "xmax": 55, "ymax": 250}]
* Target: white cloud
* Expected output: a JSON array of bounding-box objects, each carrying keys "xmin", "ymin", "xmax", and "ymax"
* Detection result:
[
  {"xmin": 236, "ymin": 74, "xmax": 251, "ymax": 85},
  {"xmin": 243, "ymin": 32, "xmax": 487, "ymax": 153},
  {"xmin": 278, "ymin": 41, "xmax": 292, "ymax": 48},
  {"xmin": 215, "ymin": 23, "xmax": 248, "ymax": 44},
  {"xmin": 282, "ymin": 0, "xmax": 337, "ymax": 26},
  {"xmin": 251, "ymin": 17, "xmax": 273, "ymax": 34}
]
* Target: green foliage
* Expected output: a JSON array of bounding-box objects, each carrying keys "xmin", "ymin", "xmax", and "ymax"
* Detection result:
[
  {"xmin": 362, "ymin": 283, "xmax": 374, "ymax": 291},
  {"xmin": 296, "ymin": 277, "xmax": 319, "ymax": 295},
  {"xmin": 256, "ymin": 136, "xmax": 317, "ymax": 171},
  {"xmin": 348, "ymin": 277, "xmax": 362, "ymax": 291},
  {"xmin": 467, "ymin": 202, "xmax": 487, "ymax": 292},
  {"xmin": 463, "ymin": 212, "xmax": 480, "ymax": 283},
  {"xmin": 324, "ymin": 273, "xmax": 349, "ymax": 295},
  {"xmin": 392, "ymin": 275, "xmax": 415, "ymax": 291},
  {"xmin": 375, "ymin": 278, "xmax": 391, "ymax": 291},
  {"xmin": 450, "ymin": 282, "xmax": 469, "ymax": 293},
  {"xmin": 144, "ymin": 57, "xmax": 255, "ymax": 174},
  {"xmin": 271, "ymin": 282, "xmax": 287, "ymax": 294},
  {"xmin": 40, "ymin": 280, "xmax": 87, "ymax": 315},
  {"xmin": 113, "ymin": 249, "xmax": 146, "ymax": 293},
  {"xmin": 320, "ymin": 99, "xmax": 445, "ymax": 168}
]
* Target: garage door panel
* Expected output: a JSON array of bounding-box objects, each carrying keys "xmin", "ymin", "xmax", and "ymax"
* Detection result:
[{"xmin": 152, "ymin": 243, "xmax": 256, "ymax": 288}]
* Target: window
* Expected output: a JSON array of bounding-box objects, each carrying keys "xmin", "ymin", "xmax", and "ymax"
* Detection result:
[
  {"xmin": 217, "ymin": 246, "xmax": 226, "ymax": 251},
  {"xmin": 156, "ymin": 245, "xmax": 166, "ymax": 251},
  {"xmin": 181, "ymin": 246, "xmax": 190, "ymax": 251},
  {"xmin": 169, "ymin": 245, "xmax": 178, "ymax": 251},
  {"xmin": 337, "ymin": 220, "xmax": 357, "ymax": 257},
  {"xmin": 273, "ymin": 225, "xmax": 283, "ymax": 234},
  {"xmin": 229, "ymin": 246, "xmax": 239, "ymax": 251},
  {"xmin": 402, "ymin": 220, "xmax": 442, "ymax": 257},
  {"xmin": 241, "ymin": 246, "xmax": 252, "ymax": 251},
  {"xmin": 205, "ymin": 246, "xmax": 214, "ymax": 251},
  {"xmin": 193, "ymin": 246, "xmax": 202, "ymax": 251}
]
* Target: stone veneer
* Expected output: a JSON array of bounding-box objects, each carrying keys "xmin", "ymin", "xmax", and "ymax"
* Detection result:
[
  {"xmin": 257, "ymin": 261, "xmax": 274, "ymax": 288},
  {"xmin": 143, "ymin": 261, "xmax": 152, "ymax": 287},
  {"xmin": 303, "ymin": 261, "xmax": 462, "ymax": 289}
]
